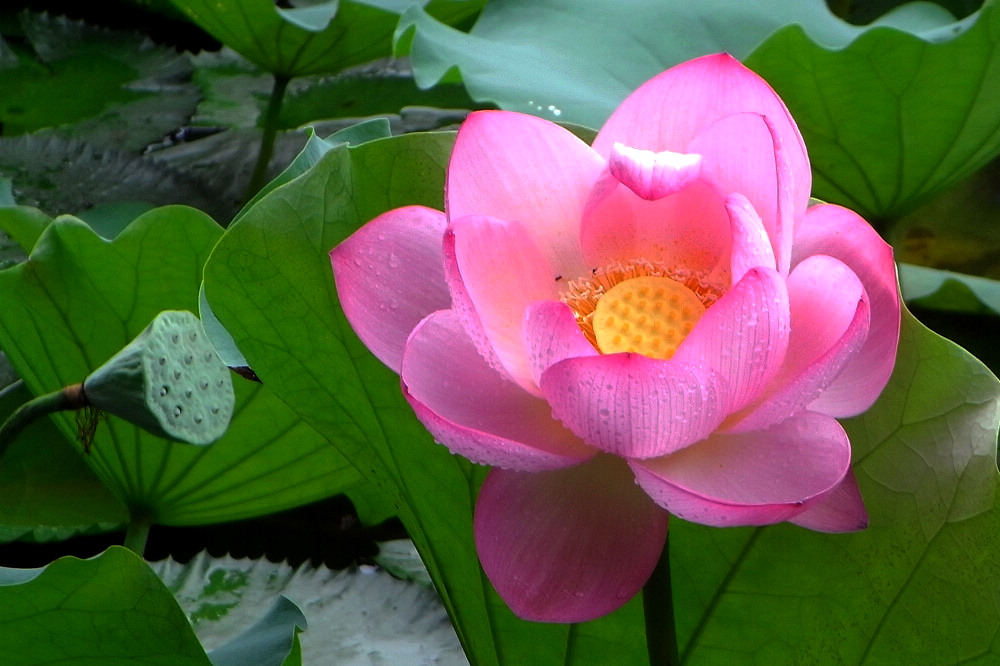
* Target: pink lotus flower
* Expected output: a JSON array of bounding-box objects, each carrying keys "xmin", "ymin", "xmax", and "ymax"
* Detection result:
[{"xmin": 331, "ymin": 54, "xmax": 901, "ymax": 623}]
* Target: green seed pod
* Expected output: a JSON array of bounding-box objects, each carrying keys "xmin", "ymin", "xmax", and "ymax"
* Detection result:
[{"xmin": 82, "ymin": 310, "xmax": 235, "ymax": 445}]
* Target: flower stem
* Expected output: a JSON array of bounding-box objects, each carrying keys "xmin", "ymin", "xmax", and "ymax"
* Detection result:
[
  {"xmin": 643, "ymin": 533, "xmax": 680, "ymax": 666},
  {"xmin": 0, "ymin": 383, "xmax": 88, "ymax": 460},
  {"xmin": 243, "ymin": 73, "xmax": 291, "ymax": 204}
]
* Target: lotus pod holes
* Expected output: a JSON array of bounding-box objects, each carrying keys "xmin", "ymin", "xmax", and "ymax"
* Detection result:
[{"xmin": 82, "ymin": 310, "xmax": 235, "ymax": 445}]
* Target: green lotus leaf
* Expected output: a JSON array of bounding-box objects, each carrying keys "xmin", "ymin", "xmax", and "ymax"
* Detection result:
[
  {"xmin": 0, "ymin": 546, "xmax": 306, "ymax": 665},
  {"xmin": 746, "ymin": 0, "xmax": 1000, "ymax": 219},
  {"xmin": 170, "ymin": 0, "xmax": 450, "ymax": 78},
  {"xmin": 0, "ymin": 546, "xmax": 211, "ymax": 665},
  {"xmin": 0, "ymin": 206, "xmax": 366, "ymax": 526},
  {"xmin": 0, "ymin": 380, "xmax": 127, "ymax": 543},
  {"xmin": 396, "ymin": 0, "xmax": 972, "ymax": 128},
  {"xmin": 900, "ymin": 263, "xmax": 1000, "ymax": 315}
]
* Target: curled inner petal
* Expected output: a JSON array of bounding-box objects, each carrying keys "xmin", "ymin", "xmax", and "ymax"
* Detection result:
[{"xmin": 608, "ymin": 143, "xmax": 702, "ymax": 201}]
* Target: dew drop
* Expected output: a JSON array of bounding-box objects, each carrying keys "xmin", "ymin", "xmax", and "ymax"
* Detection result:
[
  {"xmin": 158, "ymin": 357, "xmax": 167, "ymax": 366},
  {"xmin": 159, "ymin": 385, "xmax": 169, "ymax": 397},
  {"xmin": 173, "ymin": 370, "xmax": 182, "ymax": 380},
  {"xmin": 200, "ymin": 380, "xmax": 210, "ymax": 390},
  {"xmin": 184, "ymin": 354, "xmax": 194, "ymax": 365},
  {"xmin": 173, "ymin": 405, "xmax": 183, "ymax": 417},
  {"xmin": 194, "ymin": 414, "xmax": 203, "ymax": 424}
]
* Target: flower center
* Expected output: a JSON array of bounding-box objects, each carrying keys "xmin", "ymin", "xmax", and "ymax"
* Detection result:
[
  {"xmin": 559, "ymin": 259, "xmax": 722, "ymax": 358},
  {"xmin": 592, "ymin": 276, "xmax": 705, "ymax": 359}
]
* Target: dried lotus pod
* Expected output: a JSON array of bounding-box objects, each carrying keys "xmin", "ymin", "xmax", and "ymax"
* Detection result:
[{"xmin": 82, "ymin": 310, "xmax": 234, "ymax": 445}]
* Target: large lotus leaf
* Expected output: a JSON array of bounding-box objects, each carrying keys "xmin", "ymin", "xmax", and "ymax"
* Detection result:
[
  {"xmin": 673, "ymin": 310, "xmax": 1000, "ymax": 662},
  {"xmin": 0, "ymin": 546, "xmax": 210, "ymax": 665},
  {"xmin": 900, "ymin": 263, "xmax": 1000, "ymax": 315},
  {"xmin": 3, "ymin": 13, "xmax": 200, "ymax": 152},
  {"xmin": 0, "ymin": 546, "xmax": 305, "ymax": 665},
  {"xmin": 202, "ymin": 133, "xmax": 649, "ymax": 664},
  {"xmin": 169, "ymin": 0, "xmax": 477, "ymax": 79},
  {"xmin": 205, "ymin": 130, "xmax": 1000, "ymax": 663},
  {"xmin": 397, "ymin": 0, "xmax": 972, "ymax": 129},
  {"xmin": 0, "ymin": 206, "xmax": 366, "ymax": 526},
  {"xmin": 746, "ymin": 0, "xmax": 1000, "ymax": 220},
  {"xmin": 0, "ymin": 380, "xmax": 128, "ymax": 543}
]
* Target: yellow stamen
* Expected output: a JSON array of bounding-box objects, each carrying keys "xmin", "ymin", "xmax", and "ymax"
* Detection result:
[
  {"xmin": 591, "ymin": 276, "xmax": 706, "ymax": 359},
  {"xmin": 559, "ymin": 258, "xmax": 722, "ymax": 351}
]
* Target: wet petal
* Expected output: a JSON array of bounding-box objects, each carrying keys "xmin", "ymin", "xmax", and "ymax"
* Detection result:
[
  {"xmin": 788, "ymin": 469, "xmax": 869, "ymax": 533},
  {"xmin": 792, "ymin": 204, "xmax": 900, "ymax": 416},
  {"xmin": 330, "ymin": 205, "xmax": 450, "ymax": 373},
  {"xmin": 523, "ymin": 300, "xmax": 598, "ymax": 386},
  {"xmin": 475, "ymin": 457, "xmax": 669, "ymax": 622},
  {"xmin": 631, "ymin": 411, "xmax": 852, "ymax": 527},
  {"xmin": 673, "ymin": 267, "xmax": 790, "ymax": 413},
  {"xmin": 540, "ymin": 353, "xmax": 728, "ymax": 459},
  {"xmin": 446, "ymin": 215, "xmax": 559, "ymax": 392},
  {"xmin": 689, "ymin": 112, "xmax": 794, "ymax": 274},
  {"xmin": 725, "ymin": 193, "xmax": 776, "ymax": 284},
  {"xmin": 402, "ymin": 310, "xmax": 595, "ymax": 470},
  {"xmin": 447, "ymin": 110, "xmax": 604, "ymax": 279},
  {"xmin": 728, "ymin": 256, "xmax": 870, "ymax": 432}
]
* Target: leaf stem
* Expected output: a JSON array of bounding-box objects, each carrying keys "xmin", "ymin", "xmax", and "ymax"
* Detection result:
[
  {"xmin": 243, "ymin": 73, "xmax": 292, "ymax": 204},
  {"xmin": 123, "ymin": 512, "xmax": 152, "ymax": 557},
  {"xmin": 643, "ymin": 533, "xmax": 680, "ymax": 666},
  {"xmin": 0, "ymin": 383, "xmax": 88, "ymax": 459}
]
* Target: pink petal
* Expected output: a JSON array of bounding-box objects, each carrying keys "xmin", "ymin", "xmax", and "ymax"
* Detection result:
[
  {"xmin": 688, "ymin": 112, "xmax": 794, "ymax": 274},
  {"xmin": 447, "ymin": 110, "xmax": 604, "ymax": 279},
  {"xmin": 592, "ymin": 53, "xmax": 810, "ymax": 224},
  {"xmin": 402, "ymin": 310, "xmax": 595, "ymax": 471},
  {"xmin": 631, "ymin": 411, "xmax": 852, "ymax": 527},
  {"xmin": 608, "ymin": 142, "xmax": 702, "ymax": 201},
  {"xmin": 792, "ymin": 204, "xmax": 901, "ymax": 416},
  {"xmin": 672, "ymin": 267, "xmax": 790, "ymax": 413},
  {"xmin": 788, "ymin": 469, "xmax": 869, "ymax": 533},
  {"xmin": 330, "ymin": 205, "xmax": 450, "ymax": 373},
  {"xmin": 727, "ymin": 256, "xmax": 870, "ymax": 432},
  {"xmin": 523, "ymin": 300, "xmax": 598, "ymax": 386},
  {"xmin": 446, "ymin": 215, "xmax": 559, "ymax": 392},
  {"xmin": 475, "ymin": 456, "xmax": 669, "ymax": 622},
  {"xmin": 539, "ymin": 353, "xmax": 728, "ymax": 459},
  {"xmin": 725, "ymin": 193, "xmax": 776, "ymax": 285},
  {"xmin": 580, "ymin": 177, "xmax": 731, "ymax": 278}
]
